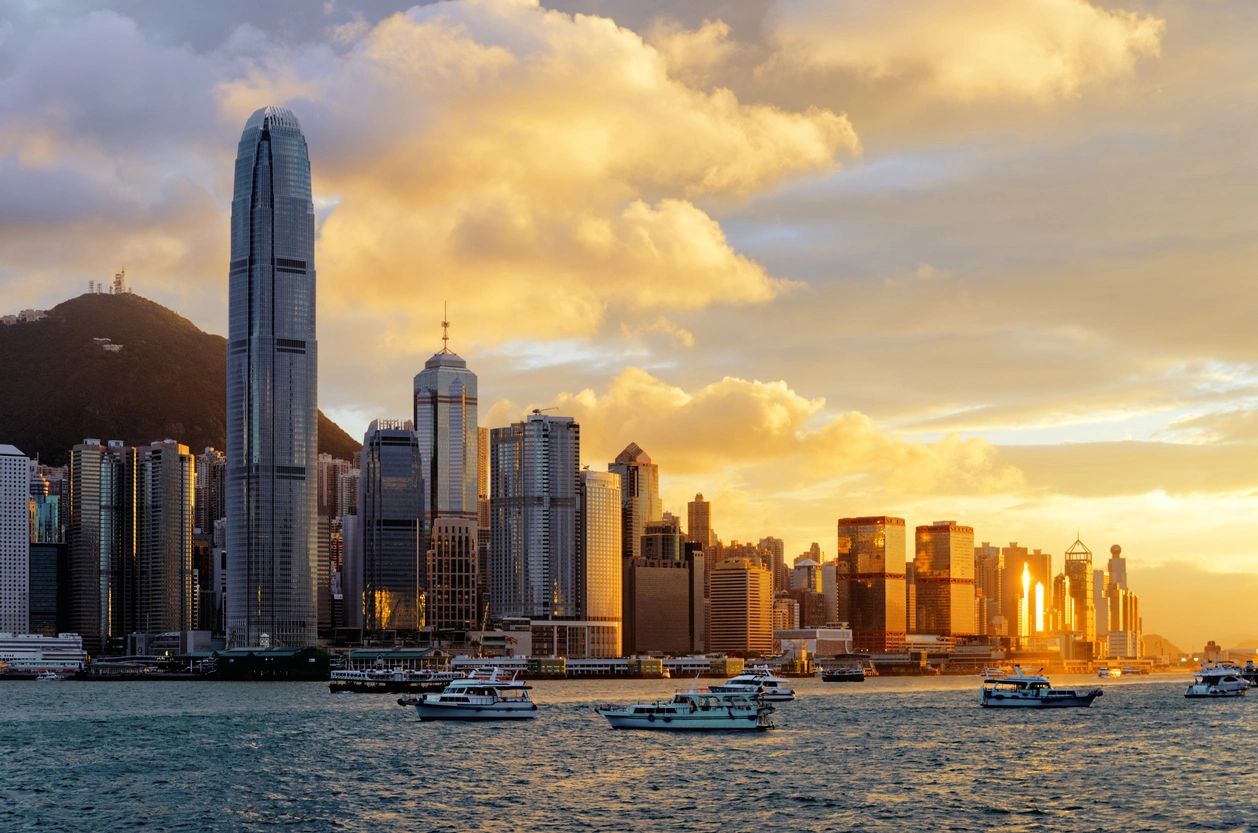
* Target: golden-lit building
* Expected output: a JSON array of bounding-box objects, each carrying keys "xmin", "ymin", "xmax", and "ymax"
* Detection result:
[
  {"xmin": 579, "ymin": 470, "xmax": 622, "ymax": 657},
  {"xmin": 426, "ymin": 517, "xmax": 478, "ymax": 633},
  {"xmin": 686, "ymin": 493, "xmax": 711, "ymax": 549},
  {"xmin": 709, "ymin": 559, "xmax": 773, "ymax": 656},
  {"xmin": 913, "ymin": 521, "xmax": 976, "ymax": 638},
  {"xmin": 835, "ymin": 516, "xmax": 907, "ymax": 652},
  {"xmin": 1063, "ymin": 537, "xmax": 1096, "ymax": 643}
]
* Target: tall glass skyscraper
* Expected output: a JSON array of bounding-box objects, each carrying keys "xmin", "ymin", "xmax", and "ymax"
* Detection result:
[
  {"xmin": 413, "ymin": 332, "xmax": 478, "ymax": 524},
  {"xmin": 358, "ymin": 420, "xmax": 424, "ymax": 633},
  {"xmin": 226, "ymin": 105, "xmax": 318, "ymax": 648}
]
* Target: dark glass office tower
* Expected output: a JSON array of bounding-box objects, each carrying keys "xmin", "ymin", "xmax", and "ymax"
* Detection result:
[{"xmin": 226, "ymin": 105, "xmax": 318, "ymax": 648}]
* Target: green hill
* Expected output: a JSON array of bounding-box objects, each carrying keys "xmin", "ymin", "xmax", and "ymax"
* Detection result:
[{"xmin": 0, "ymin": 292, "xmax": 360, "ymax": 465}]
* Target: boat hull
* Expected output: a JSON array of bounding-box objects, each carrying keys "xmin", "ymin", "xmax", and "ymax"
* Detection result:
[
  {"xmin": 980, "ymin": 691, "xmax": 1102, "ymax": 708},
  {"xmin": 1184, "ymin": 688, "xmax": 1247, "ymax": 699},
  {"xmin": 412, "ymin": 703, "xmax": 539, "ymax": 721},
  {"xmin": 598, "ymin": 711, "xmax": 768, "ymax": 731}
]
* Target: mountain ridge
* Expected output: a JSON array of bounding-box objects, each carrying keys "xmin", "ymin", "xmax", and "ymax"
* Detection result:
[{"xmin": 0, "ymin": 292, "xmax": 360, "ymax": 466}]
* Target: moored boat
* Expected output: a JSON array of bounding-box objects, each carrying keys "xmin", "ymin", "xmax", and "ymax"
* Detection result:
[
  {"xmin": 398, "ymin": 668, "xmax": 539, "ymax": 720},
  {"xmin": 1185, "ymin": 664, "xmax": 1249, "ymax": 699},
  {"xmin": 35, "ymin": 670, "xmax": 60, "ymax": 681},
  {"xmin": 979, "ymin": 666, "xmax": 1102, "ymax": 708},
  {"xmin": 595, "ymin": 687, "xmax": 774, "ymax": 731},
  {"xmin": 820, "ymin": 664, "xmax": 865, "ymax": 683}
]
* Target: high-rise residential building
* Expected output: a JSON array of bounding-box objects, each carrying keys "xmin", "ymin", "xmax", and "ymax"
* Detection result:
[
  {"xmin": 136, "ymin": 441, "xmax": 195, "ymax": 637},
  {"xmin": 608, "ymin": 443, "xmax": 660, "ymax": 561},
  {"xmin": 413, "ymin": 320, "xmax": 478, "ymax": 525},
  {"xmin": 316, "ymin": 453, "xmax": 353, "ymax": 519},
  {"xmin": 358, "ymin": 420, "xmax": 424, "ymax": 633},
  {"xmin": 913, "ymin": 521, "xmax": 976, "ymax": 638},
  {"xmin": 835, "ymin": 516, "xmax": 907, "ymax": 652},
  {"xmin": 759, "ymin": 537, "xmax": 786, "ymax": 593},
  {"xmin": 194, "ymin": 447, "xmax": 226, "ymax": 535},
  {"xmin": 709, "ymin": 559, "xmax": 773, "ymax": 656},
  {"xmin": 427, "ymin": 517, "xmax": 478, "ymax": 633},
  {"xmin": 686, "ymin": 493, "xmax": 711, "ymax": 549},
  {"xmin": 226, "ymin": 105, "xmax": 318, "ymax": 649},
  {"xmin": 1063, "ymin": 537, "xmax": 1096, "ymax": 644},
  {"xmin": 337, "ymin": 466, "xmax": 360, "ymax": 518},
  {"xmin": 1, "ymin": 445, "xmax": 31, "ymax": 634},
  {"xmin": 623, "ymin": 549, "xmax": 705, "ymax": 655},
  {"xmin": 1103, "ymin": 544, "xmax": 1141, "ymax": 659},
  {"xmin": 579, "ymin": 470, "xmax": 622, "ymax": 657},
  {"xmin": 490, "ymin": 413, "xmax": 580, "ymax": 619},
  {"xmin": 68, "ymin": 439, "xmax": 136, "ymax": 653}
]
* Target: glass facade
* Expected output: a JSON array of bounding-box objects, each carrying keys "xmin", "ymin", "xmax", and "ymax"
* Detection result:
[
  {"xmin": 413, "ymin": 352, "xmax": 478, "ymax": 523},
  {"xmin": 0, "ymin": 445, "xmax": 29, "ymax": 635},
  {"xmin": 136, "ymin": 441, "xmax": 195, "ymax": 636},
  {"xmin": 359, "ymin": 421, "xmax": 423, "ymax": 633},
  {"xmin": 579, "ymin": 470, "xmax": 621, "ymax": 656},
  {"xmin": 835, "ymin": 516, "xmax": 907, "ymax": 652},
  {"xmin": 226, "ymin": 106, "xmax": 319, "ymax": 648},
  {"xmin": 608, "ymin": 443, "xmax": 661, "ymax": 561},
  {"xmin": 913, "ymin": 521, "xmax": 976, "ymax": 637}
]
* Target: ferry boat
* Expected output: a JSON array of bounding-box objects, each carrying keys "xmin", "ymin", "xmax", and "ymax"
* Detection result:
[
  {"xmin": 820, "ymin": 664, "xmax": 865, "ymax": 683},
  {"xmin": 398, "ymin": 669, "xmax": 539, "ymax": 720},
  {"xmin": 710, "ymin": 666, "xmax": 796, "ymax": 701},
  {"xmin": 979, "ymin": 666, "xmax": 1103, "ymax": 708},
  {"xmin": 1185, "ymin": 665, "xmax": 1250, "ymax": 699},
  {"xmin": 329, "ymin": 666, "xmax": 463, "ymax": 694},
  {"xmin": 595, "ymin": 687, "xmax": 774, "ymax": 731}
]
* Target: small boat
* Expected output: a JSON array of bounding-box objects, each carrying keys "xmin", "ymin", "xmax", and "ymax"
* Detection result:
[
  {"xmin": 710, "ymin": 666, "xmax": 796, "ymax": 701},
  {"xmin": 1097, "ymin": 667, "xmax": 1121, "ymax": 678},
  {"xmin": 35, "ymin": 671, "xmax": 60, "ymax": 681},
  {"xmin": 820, "ymin": 664, "xmax": 865, "ymax": 683},
  {"xmin": 979, "ymin": 666, "xmax": 1102, "ymax": 708},
  {"xmin": 595, "ymin": 684, "xmax": 774, "ymax": 731},
  {"xmin": 1185, "ymin": 665, "xmax": 1249, "ymax": 699},
  {"xmin": 398, "ymin": 668, "xmax": 538, "ymax": 720}
]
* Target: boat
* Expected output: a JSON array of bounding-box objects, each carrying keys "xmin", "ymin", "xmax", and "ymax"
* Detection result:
[
  {"xmin": 979, "ymin": 666, "xmax": 1103, "ymax": 708},
  {"xmin": 820, "ymin": 664, "xmax": 865, "ymax": 683},
  {"xmin": 1097, "ymin": 667, "xmax": 1121, "ymax": 678},
  {"xmin": 398, "ymin": 668, "xmax": 538, "ymax": 720},
  {"xmin": 35, "ymin": 671, "xmax": 60, "ymax": 681},
  {"xmin": 709, "ymin": 666, "xmax": 796, "ymax": 701},
  {"xmin": 1185, "ymin": 664, "xmax": 1250, "ymax": 699},
  {"xmin": 981, "ymin": 666, "xmax": 1009, "ymax": 681},
  {"xmin": 329, "ymin": 666, "xmax": 463, "ymax": 694},
  {"xmin": 595, "ymin": 686, "xmax": 774, "ymax": 731}
]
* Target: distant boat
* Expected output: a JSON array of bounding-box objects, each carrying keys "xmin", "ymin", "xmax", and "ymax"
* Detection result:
[
  {"xmin": 1185, "ymin": 665, "xmax": 1249, "ymax": 699},
  {"xmin": 710, "ymin": 666, "xmax": 796, "ymax": 701},
  {"xmin": 980, "ymin": 666, "xmax": 1102, "ymax": 708},
  {"xmin": 1097, "ymin": 667, "xmax": 1122, "ymax": 678},
  {"xmin": 820, "ymin": 664, "xmax": 865, "ymax": 683},
  {"xmin": 35, "ymin": 671, "xmax": 60, "ymax": 681},
  {"xmin": 595, "ymin": 684, "xmax": 774, "ymax": 731}
]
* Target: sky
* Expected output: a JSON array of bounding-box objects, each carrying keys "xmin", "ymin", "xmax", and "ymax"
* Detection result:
[{"xmin": 2, "ymin": 0, "xmax": 1256, "ymax": 649}]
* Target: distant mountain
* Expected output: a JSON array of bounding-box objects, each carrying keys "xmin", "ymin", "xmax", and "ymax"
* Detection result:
[
  {"xmin": 0, "ymin": 292, "xmax": 360, "ymax": 466},
  {"xmin": 1142, "ymin": 634, "xmax": 1185, "ymax": 660}
]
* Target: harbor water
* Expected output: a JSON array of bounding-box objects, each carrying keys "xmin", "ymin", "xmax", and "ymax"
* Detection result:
[{"xmin": 2, "ymin": 675, "xmax": 1255, "ymax": 831}]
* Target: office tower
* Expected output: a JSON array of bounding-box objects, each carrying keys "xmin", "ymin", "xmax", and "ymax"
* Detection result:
[
  {"xmin": 341, "ymin": 514, "xmax": 362, "ymax": 629},
  {"xmin": 1107, "ymin": 544, "xmax": 1128, "ymax": 590},
  {"xmin": 413, "ymin": 319, "xmax": 478, "ymax": 524},
  {"xmin": 973, "ymin": 542, "xmax": 1002, "ymax": 636},
  {"xmin": 1, "ymin": 445, "xmax": 31, "ymax": 634},
  {"xmin": 315, "ymin": 516, "xmax": 331, "ymax": 634},
  {"xmin": 476, "ymin": 426, "xmax": 490, "ymax": 608},
  {"xmin": 641, "ymin": 517, "xmax": 683, "ymax": 562},
  {"xmin": 490, "ymin": 413, "xmax": 580, "ymax": 619},
  {"xmin": 773, "ymin": 595, "xmax": 800, "ymax": 631},
  {"xmin": 997, "ymin": 542, "xmax": 1050, "ymax": 642},
  {"xmin": 686, "ymin": 494, "xmax": 711, "ymax": 548},
  {"xmin": 904, "ymin": 562, "xmax": 917, "ymax": 632},
  {"xmin": 1063, "ymin": 537, "xmax": 1096, "ymax": 643},
  {"xmin": 428, "ymin": 517, "xmax": 478, "ymax": 632},
  {"xmin": 358, "ymin": 420, "xmax": 424, "ymax": 633},
  {"xmin": 608, "ymin": 443, "xmax": 660, "ymax": 561},
  {"xmin": 579, "ymin": 470, "xmax": 622, "ymax": 656},
  {"xmin": 68, "ymin": 439, "xmax": 136, "ymax": 653},
  {"xmin": 623, "ymin": 548, "xmax": 705, "ymax": 655},
  {"xmin": 316, "ymin": 453, "xmax": 353, "ymax": 519},
  {"xmin": 835, "ymin": 516, "xmax": 907, "ymax": 652},
  {"xmin": 194, "ymin": 448, "xmax": 226, "ymax": 535},
  {"xmin": 136, "ymin": 440, "xmax": 195, "ymax": 637},
  {"xmin": 709, "ymin": 559, "xmax": 773, "ymax": 656},
  {"xmin": 790, "ymin": 559, "xmax": 823, "ymax": 593},
  {"xmin": 1093, "ymin": 568, "xmax": 1109, "ymax": 639},
  {"xmin": 28, "ymin": 542, "xmax": 63, "ymax": 635},
  {"xmin": 226, "ymin": 105, "xmax": 318, "ymax": 649},
  {"xmin": 913, "ymin": 521, "xmax": 976, "ymax": 638},
  {"xmin": 759, "ymin": 537, "xmax": 786, "ymax": 593}
]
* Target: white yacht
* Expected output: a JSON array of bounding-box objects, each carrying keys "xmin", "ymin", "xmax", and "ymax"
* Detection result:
[
  {"xmin": 980, "ymin": 666, "xmax": 1103, "ymax": 708},
  {"xmin": 595, "ymin": 687, "xmax": 774, "ymax": 731},
  {"xmin": 1185, "ymin": 665, "xmax": 1249, "ymax": 699},
  {"xmin": 710, "ymin": 666, "xmax": 796, "ymax": 701},
  {"xmin": 35, "ymin": 670, "xmax": 60, "ymax": 681},
  {"xmin": 400, "ymin": 669, "xmax": 539, "ymax": 720}
]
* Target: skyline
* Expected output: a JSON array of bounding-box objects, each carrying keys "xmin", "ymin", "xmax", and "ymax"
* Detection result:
[{"xmin": 2, "ymin": 0, "xmax": 1257, "ymax": 648}]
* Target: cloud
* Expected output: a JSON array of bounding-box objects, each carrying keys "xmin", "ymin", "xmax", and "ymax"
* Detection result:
[
  {"xmin": 645, "ymin": 18, "xmax": 737, "ymax": 87},
  {"xmin": 766, "ymin": 0, "xmax": 1164, "ymax": 102}
]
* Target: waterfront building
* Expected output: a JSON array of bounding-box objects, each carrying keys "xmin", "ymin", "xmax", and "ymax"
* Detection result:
[
  {"xmin": 1063, "ymin": 537, "xmax": 1096, "ymax": 644},
  {"xmin": 686, "ymin": 494, "xmax": 711, "ymax": 548},
  {"xmin": 1, "ymin": 445, "xmax": 30, "ymax": 634},
  {"xmin": 579, "ymin": 470, "xmax": 622, "ymax": 657},
  {"xmin": 608, "ymin": 443, "xmax": 660, "ymax": 561},
  {"xmin": 358, "ymin": 420, "xmax": 424, "ymax": 633},
  {"xmin": 835, "ymin": 516, "xmax": 907, "ymax": 652},
  {"xmin": 490, "ymin": 413, "xmax": 580, "ymax": 619},
  {"xmin": 0, "ymin": 632, "xmax": 87, "ymax": 672},
  {"xmin": 709, "ymin": 559, "xmax": 773, "ymax": 656},
  {"xmin": 413, "ymin": 318, "xmax": 479, "ymax": 525},
  {"xmin": 623, "ymin": 549, "xmax": 705, "ymax": 655},
  {"xmin": 428, "ymin": 517, "xmax": 478, "ymax": 633},
  {"xmin": 226, "ymin": 105, "xmax": 319, "ymax": 649},
  {"xmin": 913, "ymin": 521, "xmax": 977, "ymax": 638},
  {"xmin": 136, "ymin": 440, "xmax": 195, "ymax": 637}
]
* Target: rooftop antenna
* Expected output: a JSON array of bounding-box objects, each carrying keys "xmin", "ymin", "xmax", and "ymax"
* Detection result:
[{"xmin": 440, "ymin": 301, "xmax": 450, "ymax": 354}]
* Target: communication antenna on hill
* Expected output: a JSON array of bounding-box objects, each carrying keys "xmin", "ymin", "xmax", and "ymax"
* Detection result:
[{"xmin": 112, "ymin": 267, "xmax": 127, "ymax": 295}]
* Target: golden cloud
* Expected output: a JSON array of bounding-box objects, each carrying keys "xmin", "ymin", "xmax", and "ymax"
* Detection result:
[{"xmin": 767, "ymin": 0, "xmax": 1164, "ymax": 101}]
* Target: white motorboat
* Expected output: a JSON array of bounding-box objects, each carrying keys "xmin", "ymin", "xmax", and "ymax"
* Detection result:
[
  {"xmin": 399, "ymin": 668, "xmax": 538, "ymax": 720},
  {"xmin": 709, "ymin": 666, "xmax": 796, "ymax": 701},
  {"xmin": 1185, "ymin": 664, "xmax": 1249, "ymax": 699},
  {"xmin": 595, "ymin": 686, "xmax": 774, "ymax": 731},
  {"xmin": 35, "ymin": 670, "xmax": 60, "ymax": 681},
  {"xmin": 1097, "ymin": 667, "xmax": 1121, "ymax": 678},
  {"xmin": 979, "ymin": 666, "xmax": 1103, "ymax": 708}
]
